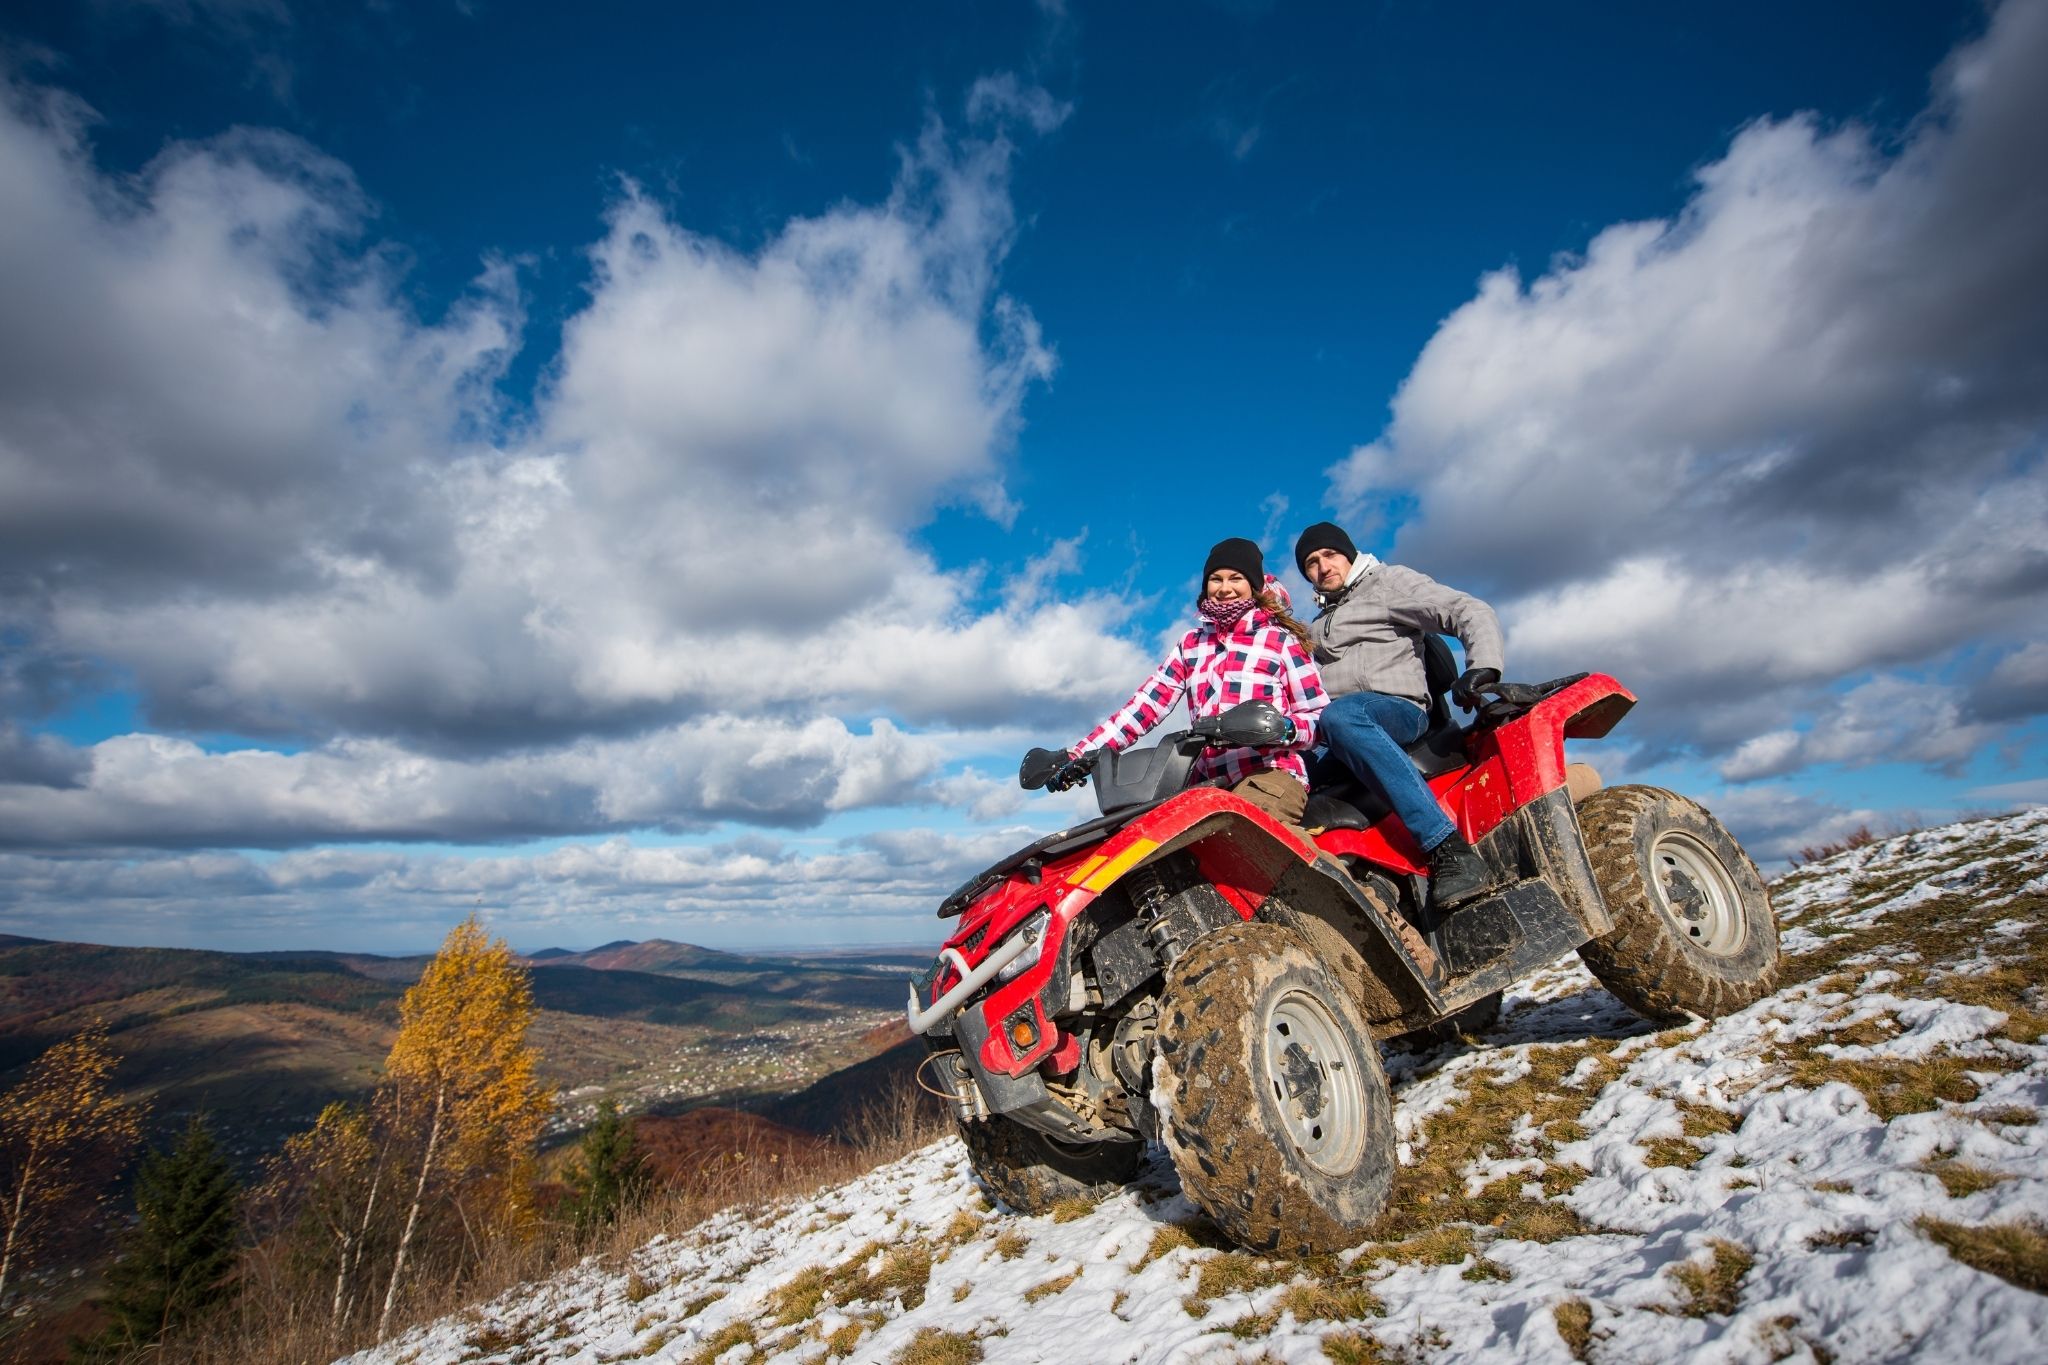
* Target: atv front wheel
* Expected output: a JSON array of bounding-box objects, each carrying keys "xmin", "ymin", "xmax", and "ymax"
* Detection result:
[
  {"xmin": 1577, "ymin": 785, "xmax": 1780, "ymax": 1021},
  {"xmin": 1154, "ymin": 922, "xmax": 1394, "ymax": 1255},
  {"xmin": 955, "ymin": 1116, "xmax": 1143, "ymax": 1214}
]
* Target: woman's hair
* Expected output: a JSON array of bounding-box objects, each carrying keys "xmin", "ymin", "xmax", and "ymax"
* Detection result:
[
  {"xmin": 1196, "ymin": 570, "xmax": 1316, "ymax": 649},
  {"xmin": 1258, "ymin": 590, "xmax": 1316, "ymax": 649}
]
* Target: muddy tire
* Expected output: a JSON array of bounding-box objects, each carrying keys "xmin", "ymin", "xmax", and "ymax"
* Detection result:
[
  {"xmin": 1577, "ymin": 785, "xmax": 1780, "ymax": 1022},
  {"xmin": 1393, "ymin": 990, "xmax": 1503, "ymax": 1048},
  {"xmin": 955, "ymin": 1116, "xmax": 1143, "ymax": 1214},
  {"xmin": 1154, "ymin": 922, "xmax": 1395, "ymax": 1255}
]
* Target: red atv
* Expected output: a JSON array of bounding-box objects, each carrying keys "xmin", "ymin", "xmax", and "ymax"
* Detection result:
[{"xmin": 906, "ymin": 641, "xmax": 1781, "ymax": 1255}]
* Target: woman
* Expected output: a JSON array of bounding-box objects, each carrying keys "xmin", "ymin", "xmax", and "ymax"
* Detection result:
[{"xmin": 1059, "ymin": 537, "xmax": 1328, "ymax": 827}]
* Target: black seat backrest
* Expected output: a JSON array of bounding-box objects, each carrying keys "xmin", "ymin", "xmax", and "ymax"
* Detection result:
[{"xmin": 1405, "ymin": 635, "xmax": 1469, "ymax": 776}]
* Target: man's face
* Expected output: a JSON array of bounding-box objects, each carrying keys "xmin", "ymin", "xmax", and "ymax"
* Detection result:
[{"xmin": 1303, "ymin": 547, "xmax": 1353, "ymax": 592}]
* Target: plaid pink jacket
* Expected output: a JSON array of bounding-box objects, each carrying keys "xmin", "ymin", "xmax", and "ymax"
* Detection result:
[{"xmin": 1070, "ymin": 611, "xmax": 1329, "ymax": 788}]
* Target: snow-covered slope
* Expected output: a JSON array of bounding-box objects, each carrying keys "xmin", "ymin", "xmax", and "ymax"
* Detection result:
[{"xmin": 352, "ymin": 809, "xmax": 2048, "ymax": 1364}]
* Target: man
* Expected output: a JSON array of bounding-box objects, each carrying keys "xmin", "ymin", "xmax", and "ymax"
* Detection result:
[{"xmin": 1293, "ymin": 520, "xmax": 1502, "ymax": 910}]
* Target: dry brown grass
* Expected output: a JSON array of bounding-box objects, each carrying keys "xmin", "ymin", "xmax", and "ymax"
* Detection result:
[
  {"xmin": 1022, "ymin": 1269, "xmax": 1079, "ymax": 1304},
  {"xmin": 1180, "ymin": 1250, "xmax": 1292, "ymax": 1316},
  {"xmin": 989, "ymin": 1229, "xmax": 1029, "ymax": 1261},
  {"xmin": 684, "ymin": 1320, "xmax": 755, "ymax": 1365},
  {"xmin": 893, "ymin": 1326, "xmax": 984, "ymax": 1365},
  {"xmin": 1790, "ymin": 825, "xmax": 1881, "ymax": 867},
  {"xmin": 1917, "ymin": 1217, "xmax": 2048, "ymax": 1293},
  {"xmin": 1789, "ymin": 1052, "xmax": 2018, "ymax": 1120},
  {"xmin": 1321, "ymin": 1330, "xmax": 1392, "ymax": 1364},
  {"xmin": 1975, "ymin": 1104, "xmax": 2038, "ymax": 1127},
  {"xmin": 156, "ymin": 1073, "xmax": 951, "ymax": 1365},
  {"xmin": 1666, "ymin": 1238, "xmax": 1752, "ymax": 1317},
  {"xmin": 1348, "ymin": 1041, "xmax": 1620, "ymax": 1255},
  {"xmin": 1276, "ymin": 1278, "xmax": 1383, "ymax": 1323},
  {"xmin": 1921, "ymin": 1158, "xmax": 2013, "ymax": 1199},
  {"xmin": 1553, "ymin": 1298, "xmax": 1594, "ymax": 1360},
  {"xmin": 1049, "ymin": 1194, "xmax": 1097, "ymax": 1223}
]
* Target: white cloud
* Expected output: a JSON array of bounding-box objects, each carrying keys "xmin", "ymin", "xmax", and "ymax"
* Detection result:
[
  {"xmin": 1328, "ymin": 0, "xmax": 2048, "ymax": 772},
  {"xmin": 0, "ymin": 68, "xmax": 1163, "ymax": 847},
  {"xmin": 1715, "ymin": 675, "xmax": 2004, "ymax": 782},
  {"xmin": 0, "ymin": 823, "xmax": 1056, "ymax": 950},
  {"xmin": 0, "ymin": 716, "xmax": 958, "ymax": 848}
]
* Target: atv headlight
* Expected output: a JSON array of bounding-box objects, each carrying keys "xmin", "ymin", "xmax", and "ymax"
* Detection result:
[{"xmin": 994, "ymin": 910, "xmax": 1050, "ymax": 983}]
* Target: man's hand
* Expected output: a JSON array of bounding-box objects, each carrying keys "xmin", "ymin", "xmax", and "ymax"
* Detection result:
[{"xmin": 1452, "ymin": 666, "xmax": 1501, "ymax": 710}]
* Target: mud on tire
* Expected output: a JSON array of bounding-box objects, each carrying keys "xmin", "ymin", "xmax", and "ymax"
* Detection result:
[
  {"xmin": 955, "ymin": 1115, "xmax": 1143, "ymax": 1215},
  {"xmin": 1577, "ymin": 785, "xmax": 1780, "ymax": 1022},
  {"xmin": 1154, "ymin": 922, "xmax": 1394, "ymax": 1256}
]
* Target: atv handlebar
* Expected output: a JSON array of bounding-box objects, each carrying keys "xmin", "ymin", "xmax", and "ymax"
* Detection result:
[{"xmin": 1018, "ymin": 701, "xmax": 1294, "ymax": 793}]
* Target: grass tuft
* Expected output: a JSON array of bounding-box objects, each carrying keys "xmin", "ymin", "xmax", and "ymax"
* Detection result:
[
  {"xmin": 1916, "ymin": 1217, "xmax": 2048, "ymax": 1293},
  {"xmin": 990, "ymin": 1229, "xmax": 1030, "ymax": 1260},
  {"xmin": 1921, "ymin": 1158, "xmax": 2012, "ymax": 1199},
  {"xmin": 1666, "ymin": 1238, "xmax": 1752, "ymax": 1317},
  {"xmin": 1321, "ymin": 1330, "xmax": 1392, "ymax": 1364},
  {"xmin": 684, "ymin": 1321, "xmax": 755, "ymax": 1365},
  {"xmin": 1276, "ymin": 1278, "xmax": 1382, "ymax": 1323},
  {"xmin": 1181, "ymin": 1250, "xmax": 1291, "ymax": 1317},
  {"xmin": 1049, "ymin": 1194, "xmax": 1097, "ymax": 1223},
  {"xmin": 1553, "ymin": 1298, "xmax": 1594, "ymax": 1361},
  {"xmin": 892, "ymin": 1326, "xmax": 984, "ymax": 1365},
  {"xmin": 1975, "ymin": 1104, "xmax": 2038, "ymax": 1127},
  {"xmin": 1789, "ymin": 1053, "xmax": 2016, "ymax": 1120},
  {"xmin": 1022, "ymin": 1269, "xmax": 1080, "ymax": 1304}
]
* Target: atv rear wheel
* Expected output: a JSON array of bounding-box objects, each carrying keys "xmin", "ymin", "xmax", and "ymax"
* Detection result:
[
  {"xmin": 1154, "ymin": 922, "xmax": 1394, "ymax": 1255},
  {"xmin": 954, "ymin": 1115, "xmax": 1143, "ymax": 1215},
  {"xmin": 1577, "ymin": 785, "xmax": 1779, "ymax": 1021}
]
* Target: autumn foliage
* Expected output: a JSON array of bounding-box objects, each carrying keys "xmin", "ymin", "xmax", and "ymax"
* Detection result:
[
  {"xmin": 242, "ymin": 914, "xmax": 553, "ymax": 1348},
  {"xmin": 0, "ymin": 1019, "xmax": 141, "ymax": 1315}
]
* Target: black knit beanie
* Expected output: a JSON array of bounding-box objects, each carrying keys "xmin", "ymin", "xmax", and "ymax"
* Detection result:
[
  {"xmin": 1293, "ymin": 521, "xmax": 1358, "ymax": 577},
  {"xmin": 1201, "ymin": 537, "xmax": 1265, "ymax": 594}
]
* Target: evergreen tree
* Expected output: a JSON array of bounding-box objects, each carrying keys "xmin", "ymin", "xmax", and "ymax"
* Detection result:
[
  {"xmin": 82, "ymin": 1116, "xmax": 241, "ymax": 1356},
  {"xmin": 567, "ymin": 1100, "xmax": 648, "ymax": 1237}
]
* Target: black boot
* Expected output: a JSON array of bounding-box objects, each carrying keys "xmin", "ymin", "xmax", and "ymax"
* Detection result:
[{"xmin": 1428, "ymin": 833, "xmax": 1494, "ymax": 912}]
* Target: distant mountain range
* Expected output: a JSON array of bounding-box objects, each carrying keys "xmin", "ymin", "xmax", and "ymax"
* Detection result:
[{"xmin": 0, "ymin": 933, "xmax": 924, "ymax": 1164}]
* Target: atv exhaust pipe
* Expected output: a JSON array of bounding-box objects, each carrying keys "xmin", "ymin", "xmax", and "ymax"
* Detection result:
[{"xmin": 906, "ymin": 932, "xmax": 1034, "ymax": 1036}]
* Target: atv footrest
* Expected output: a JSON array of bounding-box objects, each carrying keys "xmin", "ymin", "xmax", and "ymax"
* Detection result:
[{"xmin": 1433, "ymin": 877, "xmax": 1583, "ymax": 991}]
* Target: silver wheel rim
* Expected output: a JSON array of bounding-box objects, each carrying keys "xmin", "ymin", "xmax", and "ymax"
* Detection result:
[
  {"xmin": 1650, "ymin": 830, "xmax": 1747, "ymax": 956},
  {"xmin": 1263, "ymin": 988, "xmax": 1366, "ymax": 1174}
]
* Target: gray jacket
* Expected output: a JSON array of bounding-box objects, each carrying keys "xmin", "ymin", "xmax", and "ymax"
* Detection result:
[{"xmin": 1309, "ymin": 560, "xmax": 1505, "ymax": 705}]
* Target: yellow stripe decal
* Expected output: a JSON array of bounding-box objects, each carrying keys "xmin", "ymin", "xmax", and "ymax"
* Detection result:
[
  {"xmin": 1067, "ymin": 854, "xmax": 1108, "ymax": 886},
  {"xmin": 1080, "ymin": 837, "xmax": 1159, "ymax": 892}
]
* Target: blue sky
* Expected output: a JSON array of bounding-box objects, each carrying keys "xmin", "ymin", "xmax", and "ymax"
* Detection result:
[{"xmin": 1, "ymin": 1, "xmax": 2042, "ymax": 953}]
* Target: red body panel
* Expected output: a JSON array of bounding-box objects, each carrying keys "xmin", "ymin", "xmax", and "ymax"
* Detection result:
[{"xmin": 930, "ymin": 675, "xmax": 1636, "ymax": 1080}]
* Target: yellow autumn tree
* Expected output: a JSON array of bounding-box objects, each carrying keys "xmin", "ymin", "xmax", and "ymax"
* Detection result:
[
  {"xmin": 265, "ymin": 1099, "xmax": 392, "ymax": 1335},
  {"xmin": 0, "ymin": 1020, "xmax": 142, "ymax": 1312},
  {"xmin": 375, "ymin": 915, "xmax": 550, "ymax": 1338}
]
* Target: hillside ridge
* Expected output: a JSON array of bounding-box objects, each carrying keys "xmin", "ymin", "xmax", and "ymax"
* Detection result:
[{"xmin": 350, "ymin": 807, "xmax": 2048, "ymax": 1364}]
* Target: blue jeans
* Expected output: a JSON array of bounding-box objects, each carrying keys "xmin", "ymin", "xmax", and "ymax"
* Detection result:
[{"xmin": 1312, "ymin": 691, "xmax": 1457, "ymax": 850}]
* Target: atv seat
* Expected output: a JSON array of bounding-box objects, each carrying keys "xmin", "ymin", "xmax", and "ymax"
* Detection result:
[{"xmin": 1305, "ymin": 634, "xmax": 1467, "ymax": 832}]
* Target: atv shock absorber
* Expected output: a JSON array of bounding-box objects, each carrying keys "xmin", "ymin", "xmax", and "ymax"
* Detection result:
[{"xmin": 1123, "ymin": 862, "xmax": 1188, "ymax": 962}]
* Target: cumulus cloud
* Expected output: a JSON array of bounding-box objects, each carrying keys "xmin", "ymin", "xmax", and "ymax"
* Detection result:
[
  {"xmin": 0, "ymin": 716, "xmax": 969, "ymax": 849},
  {"xmin": 0, "ymin": 67, "xmax": 1156, "ymax": 849},
  {"xmin": 1329, "ymin": 0, "xmax": 2048, "ymax": 770},
  {"xmin": 1716, "ymin": 675, "xmax": 2005, "ymax": 782},
  {"xmin": 0, "ymin": 823, "xmax": 1053, "ymax": 949}
]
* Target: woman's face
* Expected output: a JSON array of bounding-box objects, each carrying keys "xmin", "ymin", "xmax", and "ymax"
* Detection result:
[{"xmin": 1205, "ymin": 568, "xmax": 1253, "ymax": 602}]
